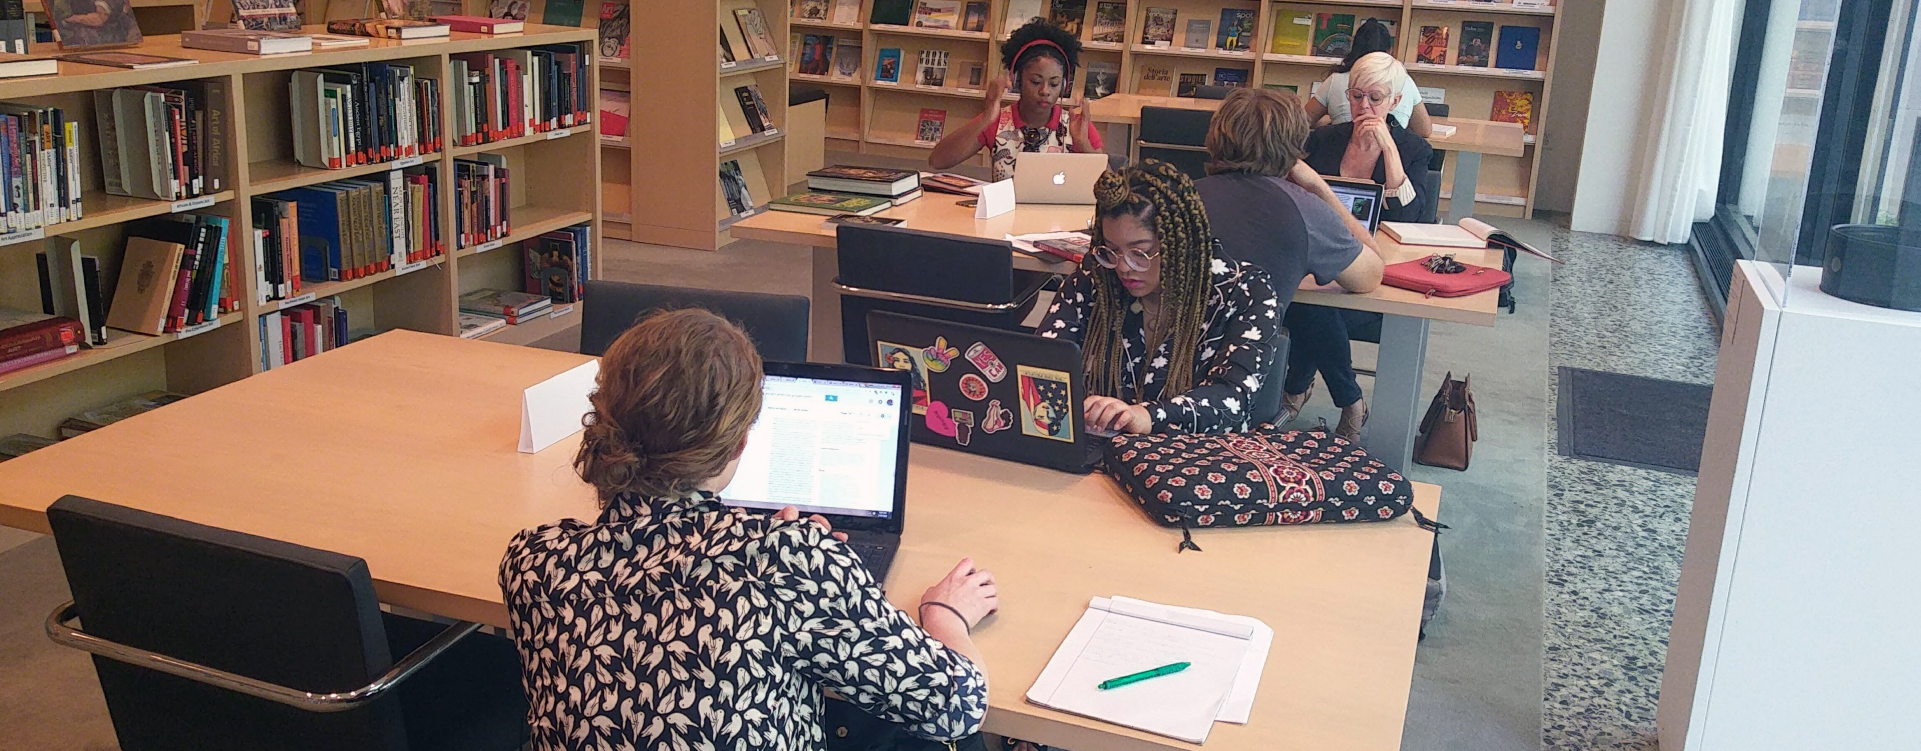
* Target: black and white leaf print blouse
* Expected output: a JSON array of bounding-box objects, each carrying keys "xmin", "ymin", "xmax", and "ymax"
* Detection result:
[
  {"xmin": 500, "ymin": 490, "xmax": 987, "ymax": 751},
  {"xmin": 1036, "ymin": 257, "xmax": 1282, "ymax": 435}
]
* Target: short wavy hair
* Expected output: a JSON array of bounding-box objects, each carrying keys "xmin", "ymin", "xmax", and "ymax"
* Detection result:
[
  {"xmin": 1204, "ymin": 88, "xmax": 1309, "ymax": 177},
  {"xmin": 1348, "ymin": 52, "xmax": 1408, "ymax": 104}
]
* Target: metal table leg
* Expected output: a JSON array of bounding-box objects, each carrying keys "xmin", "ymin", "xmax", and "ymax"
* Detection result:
[
  {"xmin": 1366, "ymin": 314, "xmax": 1430, "ymax": 470},
  {"xmin": 1446, "ymin": 150, "xmax": 1482, "ymax": 224}
]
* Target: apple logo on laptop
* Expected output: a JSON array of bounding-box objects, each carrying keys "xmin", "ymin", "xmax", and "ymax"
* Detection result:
[{"xmin": 1052, "ymin": 171, "xmax": 1067, "ymax": 185}]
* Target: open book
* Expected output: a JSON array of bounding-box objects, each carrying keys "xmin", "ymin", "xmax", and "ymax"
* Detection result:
[
  {"xmin": 1026, "ymin": 596, "xmax": 1273, "ymax": 744},
  {"xmin": 1382, "ymin": 218, "xmax": 1564, "ymax": 263}
]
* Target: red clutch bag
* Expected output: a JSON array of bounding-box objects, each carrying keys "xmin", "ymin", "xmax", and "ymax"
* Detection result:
[{"xmin": 1382, "ymin": 255, "xmax": 1513, "ymax": 298}]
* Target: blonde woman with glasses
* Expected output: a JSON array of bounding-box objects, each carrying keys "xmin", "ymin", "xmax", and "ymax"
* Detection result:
[{"xmin": 1300, "ymin": 51, "xmax": 1434, "ymax": 224}]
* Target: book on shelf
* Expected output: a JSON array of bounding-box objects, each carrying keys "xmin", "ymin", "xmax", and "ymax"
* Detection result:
[
  {"xmin": 523, "ymin": 224, "xmax": 592, "ymax": 305},
  {"xmin": 833, "ymin": 39, "xmax": 862, "ymax": 79},
  {"xmin": 250, "ymin": 196, "xmax": 299, "ymax": 301},
  {"xmin": 460, "ymin": 288, "xmax": 551, "ymax": 324},
  {"xmin": 453, "ymin": 156, "xmax": 510, "ymax": 248},
  {"xmin": 54, "ymin": 392, "xmax": 185, "ymax": 439},
  {"xmin": 35, "ymin": 240, "xmax": 108, "ymax": 346},
  {"xmin": 1182, "ymin": 19, "xmax": 1209, "ymax": 50},
  {"xmin": 1417, "ymin": 25, "xmax": 1449, "ymax": 65},
  {"xmin": 266, "ymin": 167, "xmax": 442, "ymax": 285},
  {"xmin": 103, "ymin": 236, "xmax": 183, "ymax": 335},
  {"xmin": 490, "ymin": 0, "xmax": 528, "ymax": 19},
  {"xmin": 913, "ymin": 0, "xmax": 960, "ymax": 30},
  {"xmin": 822, "ymin": 214, "xmax": 905, "ymax": 229},
  {"xmin": 309, "ymin": 34, "xmax": 373, "ymax": 48},
  {"xmin": 434, "ymin": 15, "xmax": 525, "ymax": 33},
  {"xmin": 807, "ymin": 165, "xmax": 921, "ymax": 196},
  {"xmin": 1262, "ymin": 82, "xmax": 1297, "ymax": 94},
  {"xmin": 832, "ymin": 0, "xmax": 860, "ymax": 25},
  {"xmin": 1312, "ymin": 13, "xmax": 1354, "ymax": 57},
  {"xmin": 920, "ymin": 172, "xmax": 982, "ymax": 194},
  {"xmin": 598, "ymin": 89, "xmax": 629, "ymax": 139},
  {"xmin": 1217, "ymin": 9, "xmax": 1254, "ymax": 52},
  {"xmin": 770, "ymin": 191, "xmax": 890, "ymax": 216},
  {"xmin": 962, "ymin": 60, "xmax": 984, "ymax": 87},
  {"xmin": 446, "ymin": 43, "xmax": 592, "ymax": 147},
  {"xmin": 1083, "ymin": 61, "xmax": 1117, "ymax": 99},
  {"xmin": 325, "ymin": 19, "xmax": 451, "ymax": 39},
  {"xmin": 259, "ymin": 296, "xmax": 348, "ymax": 370},
  {"xmin": 1458, "ymin": 21, "xmax": 1494, "ymax": 67},
  {"xmin": 45, "ymin": 0, "xmax": 141, "ymax": 50},
  {"xmin": 1002, "ymin": 0, "xmax": 1042, "ymax": 30},
  {"xmin": 599, "ymin": 1, "xmax": 629, "ymax": 59},
  {"xmin": 915, "ymin": 107, "xmax": 945, "ymax": 143},
  {"xmin": 1269, "ymin": 11, "xmax": 1312, "ymax": 55},
  {"xmin": 92, "ymin": 82, "xmax": 227, "ymax": 203},
  {"xmin": 874, "ymin": 47, "xmax": 902, "ymax": 83},
  {"xmin": 290, "ymin": 63, "xmax": 443, "ymax": 171},
  {"xmin": 0, "ymin": 103, "xmax": 84, "ymax": 231},
  {"xmin": 720, "ymin": 28, "xmax": 736, "ymax": 63},
  {"xmin": 0, "ymin": 433, "xmax": 57, "ymax": 460},
  {"xmin": 870, "ymin": 0, "xmax": 913, "ymax": 26},
  {"xmin": 0, "ymin": 307, "xmax": 82, "ymax": 372},
  {"xmin": 2, "ymin": 0, "xmax": 31, "ymax": 55},
  {"xmin": 733, "ymin": 84, "xmax": 774, "ymax": 133},
  {"xmin": 798, "ymin": 34, "xmax": 835, "ymax": 75},
  {"xmin": 795, "ymin": 0, "xmax": 831, "ymax": 22},
  {"xmin": 1048, "ymin": 0, "xmax": 1086, "ymax": 35},
  {"xmin": 59, "ymin": 52, "xmax": 195, "ymax": 69},
  {"xmin": 1176, "ymin": 72, "xmax": 1205, "ymax": 97},
  {"xmin": 1135, "ymin": 63, "xmax": 1172, "ymax": 96},
  {"xmin": 788, "ymin": 32, "xmax": 800, "ymax": 63},
  {"xmin": 458, "ymin": 311, "xmax": 507, "ymax": 339},
  {"xmin": 961, "ymin": 1, "xmax": 987, "ymax": 32},
  {"xmin": 541, "ymin": 0, "xmax": 586, "ymax": 27},
  {"xmin": 1213, "ymin": 67, "xmax": 1247, "ymax": 88},
  {"xmin": 1141, "ymin": 7, "xmax": 1176, "ymax": 46},
  {"xmin": 719, "ymin": 159, "xmax": 755, "ymax": 216},
  {"xmin": 122, "ymin": 213, "xmax": 237, "ymax": 332},
  {"xmin": 916, "ymin": 48, "xmax": 948, "ymax": 87},
  {"xmin": 180, "ymin": 29, "xmax": 313, "ymax": 55},
  {"xmin": 0, "ymin": 54, "xmax": 53, "ymax": 79},
  {"xmin": 227, "ymin": 0, "xmax": 301, "ymax": 31},
  {"xmin": 1490, "ymin": 90, "xmax": 1535, "ymax": 132},
  {"xmin": 1495, "ymin": 25, "xmax": 1541, "ymax": 70},
  {"xmin": 733, "ymin": 7, "xmax": 778, "ymax": 58},
  {"xmin": 1089, "ymin": 2, "xmax": 1125, "ymax": 43}
]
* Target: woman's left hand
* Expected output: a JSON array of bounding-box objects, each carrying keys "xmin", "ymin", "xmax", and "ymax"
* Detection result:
[{"xmin": 1084, "ymin": 396, "xmax": 1154, "ymax": 434}]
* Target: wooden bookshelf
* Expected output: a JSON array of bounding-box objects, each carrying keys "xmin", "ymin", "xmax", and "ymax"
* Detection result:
[
  {"xmin": 0, "ymin": 26, "xmax": 602, "ymax": 440},
  {"xmin": 793, "ymin": 0, "xmax": 1559, "ymax": 217}
]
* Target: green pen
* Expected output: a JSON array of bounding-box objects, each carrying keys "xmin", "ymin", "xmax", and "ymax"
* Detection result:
[{"xmin": 1096, "ymin": 661, "xmax": 1191, "ymax": 690}]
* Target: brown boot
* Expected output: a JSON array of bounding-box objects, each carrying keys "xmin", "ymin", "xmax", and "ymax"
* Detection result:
[
  {"xmin": 1277, "ymin": 384, "xmax": 1313, "ymax": 425},
  {"xmin": 1335, "ymin": 398, "xmax": 1368, "ymax": 443}
]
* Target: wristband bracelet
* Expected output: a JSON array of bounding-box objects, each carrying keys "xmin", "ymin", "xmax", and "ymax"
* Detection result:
[{"xmin": 919, "ymin": 601, "xmax": 972, "ymax": 634}]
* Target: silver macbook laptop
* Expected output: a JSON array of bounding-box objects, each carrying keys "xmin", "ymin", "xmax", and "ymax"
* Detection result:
[{"xmin": 1013, "ymin": 152, "xmax": 1107, "ymax": 205}]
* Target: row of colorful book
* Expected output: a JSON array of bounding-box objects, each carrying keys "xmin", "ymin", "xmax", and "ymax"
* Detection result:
[
  {"xmin": 255, "ymin": 166, "xmax": 444, "ymax": 299},
  {"xmin": 259, "ymin": 297, "xmax": 351, "ymax": 371},
  {"xmin": 450, "ymin": 44, "xmax": 594, "ymax": 148},
  {"xmin": 291, "ymin": 63, "xmax": 443, "ymax": 171}
]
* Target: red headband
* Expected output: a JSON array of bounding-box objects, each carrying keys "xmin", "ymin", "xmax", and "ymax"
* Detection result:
[{"xmin": 1010, "ymin": 39, "xmax": 1065, "ymax": 70}]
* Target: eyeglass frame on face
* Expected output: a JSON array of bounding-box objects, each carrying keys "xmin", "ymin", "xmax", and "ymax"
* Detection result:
[
  {"xmin": 1091, "ymin": 240, "xmax": 1163, "ymax": 272},
  {"xmin": 1346, "ymin": 87, "xmax": 1392, "ymax": 108}
]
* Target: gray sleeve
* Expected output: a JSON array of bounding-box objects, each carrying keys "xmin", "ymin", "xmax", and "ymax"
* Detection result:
[{"xmin": 1284, "ymin": 184, "xmax": 1365, "ymax": 285}]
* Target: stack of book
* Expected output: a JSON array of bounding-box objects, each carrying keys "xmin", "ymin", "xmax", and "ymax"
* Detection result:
[
  {"xmin": 0, "ymin": 308, "xmax": 83, "ymax": 376},
  {"xmin": 54, "ymin": 391, "xmax": 186, "ymax": 439},
  {"xmin": 455, "ymin": 156, "xmax": 508, "ymax": 248},
  {"xmin": 290, "ymin": 63, "xmax": 442, "ymax": 171},
  {"xmin": 34, "ymin": 240, "xmax": 111, "ymax": 346},
  {"xmin": 770, "ymin": 165, "xmax": 922, "ymax": 217},
  {"xmin": 521, "ymin": 224, "xmax": 592, "ymax": 305},
  {"xmin": 100, "ymin": 214, "xmax": 237, "ymax": 336},
  {"xmin": 460, "ymin": 288, "xmax": 551, "ymax": 325},
  {"xmin": 95, "ymin": 83, "xmax": 228, "ymax": 202},
  {"xmin": 263, "ymin": 165, "xmax": 441, "ymax": 289},
  {"xmin": 449, "ymin": 44, "xmax": 593, "ymax": 147},
  {"xmin": 259, "ymin": 296, "xmax": 348, "ymax": 370},
  {"xmin": 1, "ymin": 103, "xmax": 83, "ymax": 231},
  {"xmin": 458, "ymin": 312, "xmax": 507, "ymax": 339},
  {"xmin": 324, "ymin": 18, "xmax": 451, "ymax": 40},
  {"xmin": 180, "ymin": 28, "xmax": 314, "ymax": 55}
]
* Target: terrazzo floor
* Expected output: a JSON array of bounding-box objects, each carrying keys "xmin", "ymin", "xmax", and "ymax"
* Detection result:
[{"xmin": 1541, "ymin": 227, "xmax": 1720, "ymax": 751}]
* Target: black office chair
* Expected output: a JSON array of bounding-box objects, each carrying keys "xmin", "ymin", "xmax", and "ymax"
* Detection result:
[
  {"xmin": 835, "ymin": 224, "xmax": 1055, "ymax": 366},
  {"xmin": 1417, "ymin": 166, "xmax": 1443, "ymax": 224},
  {"xmin": 43, "ymin": 495, "xmax": 528, "ymax": 751},
  {"xmin": 1137, "ymin": 106, "xmax": 1214, "ymax": 180},
  {"xmin": 580, "ymin": 280, "xmax": 809, "ymax": 361},
  {"xmin": 1247, "ymin": 332, "xmax": 1292, "ymax": 426},
  {"xmin": 1424, "ymin": 102, "xmax": 1449, "ymax": 174}
]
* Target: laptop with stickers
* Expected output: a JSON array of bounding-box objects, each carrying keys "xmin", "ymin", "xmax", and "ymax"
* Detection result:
[
  {"xmin": 718, "ymin": 361, "xmax": 913, "ymax": 580},
  {"xmin": 862, "ymin": 311, "xmax": 1106, "ymax": 474}
]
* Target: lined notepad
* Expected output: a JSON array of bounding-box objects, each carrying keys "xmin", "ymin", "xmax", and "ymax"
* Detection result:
[{"xmin": 1026, "ymin": 597, "xmax": 1274, "ymax": 743}]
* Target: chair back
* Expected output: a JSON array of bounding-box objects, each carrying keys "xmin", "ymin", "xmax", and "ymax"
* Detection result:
[
  {"xmin": 580, "ymin": 281, "xmax": 810, "ymax": 361},
  {"xmin": 835, "ymin": 224, "xmax": 1052, "ymax": 363},
  {"xmin": 1137, "ymin": 106, "xmax": 1215, "ymax": 180},
  {"xmin": 1418, "ymin": 167, "xmax": 1443, "ymax": 224},
  {"xmin": 1424, "ymin": 103, "xmax": 1449, "ymax": 172},
  {"xmin": 46, "ymin": 496, "xmax": 408, "ymax": 751},
  {"xmin": 1193, "ymin": 85, "xmax": 1233, "ymax": 100},
  {"xmin": 1248, "ymin": 332, "xmax": 1292, "ymax": 426}
]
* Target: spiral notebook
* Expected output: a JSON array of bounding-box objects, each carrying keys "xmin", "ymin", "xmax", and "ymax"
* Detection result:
[{"xmin": 1026, "ymin": 596, "xmax": 1272, "ymax": 743}]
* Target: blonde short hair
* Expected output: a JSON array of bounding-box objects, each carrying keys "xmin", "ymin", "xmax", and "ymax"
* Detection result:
[{"xmin": 1348, "ymin": 52, "xmax": 1407, "ymax": 102}]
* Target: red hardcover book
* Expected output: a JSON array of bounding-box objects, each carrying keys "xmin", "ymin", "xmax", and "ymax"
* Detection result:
[
  {"xmin": 432, "ymin": 15, "xmax": 523, "ymax": 33},
  {"xmin": 165, "ymin": 240, "xmax": 198, "ymax": 332},
  {"xmin": 503, "ymin": 58, "xmax": 524, "ymax": 138},
  {"xmin": 0, "ymin": 346, "xmax": 76, "ymax": 376},
  {"xmin": 279, "ymin": 312, "xmax": 294, "ymax": 364},
  {"xmin": 0, "ymin": 313, "xmax": 83, "ymax": 362}
]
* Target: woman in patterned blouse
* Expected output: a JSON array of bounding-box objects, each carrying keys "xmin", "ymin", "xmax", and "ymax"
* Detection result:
[
  {"xmin": 1037, "ymin": 160, "xmax": 1283, "ymax": 435},
  {"xmin": 500, "ymin": 309, "xmax": 1000, "ymax": 751}
]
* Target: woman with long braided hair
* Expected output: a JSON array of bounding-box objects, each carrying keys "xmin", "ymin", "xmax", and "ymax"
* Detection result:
[{"xmin": 1036, "ymin": 160, "xmax": 1282, "ymax": 435}]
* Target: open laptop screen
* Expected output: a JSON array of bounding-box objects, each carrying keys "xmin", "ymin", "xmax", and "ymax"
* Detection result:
[
  {"xmin": 720, "ymin": 373, "xmax": 906, "ymax": 520},
  {"xmin": 1324, "ymin": 178, "xmax": 1385, "ymax": 232}
]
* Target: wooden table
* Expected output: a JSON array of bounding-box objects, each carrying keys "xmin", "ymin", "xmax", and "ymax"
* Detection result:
[
  {"xmin": 0, "ymin": 331, "xmax": 1440, "ymax": 751},
  {"xmin": 729, "ymin": 196, "xmax": 1499, "ymax": 467},
  {"xmin": 1084, "ymin": 94, "xmax": 1527, "ymax": 222}
]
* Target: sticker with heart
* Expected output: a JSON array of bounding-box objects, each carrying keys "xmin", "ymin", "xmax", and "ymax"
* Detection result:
[
  {"xmin": 920, "ymin": 336, "xmax": 960, "ymax": 373},
  {"xmin": 925, "ymin": 400, "xmax": 958, "ymax": 437}
]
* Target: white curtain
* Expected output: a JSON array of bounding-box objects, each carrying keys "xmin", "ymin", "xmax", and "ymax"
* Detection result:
[{"xmin": 1627, "ymin": 0, "xmax": 1744, "ymax": 244}]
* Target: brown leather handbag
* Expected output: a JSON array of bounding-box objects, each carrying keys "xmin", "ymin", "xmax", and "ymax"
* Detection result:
[{"xmin": 1414, "ymin": 372, "xmax": 1477, "ymax": 470}]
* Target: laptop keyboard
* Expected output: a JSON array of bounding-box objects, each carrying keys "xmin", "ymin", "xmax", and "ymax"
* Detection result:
[{"xmin": 846, "ymin": 539, "xmax": 897, "ymax": 580}]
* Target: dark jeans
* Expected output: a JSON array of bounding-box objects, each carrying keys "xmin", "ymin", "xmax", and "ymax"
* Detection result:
[{"xmin": 1282, "ymin": 303, "xmax": 1364, "ymax": 408}]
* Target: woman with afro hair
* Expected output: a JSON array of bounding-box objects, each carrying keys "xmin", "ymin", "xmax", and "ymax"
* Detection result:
[{"xmin": 929, "ymin": 19, "xmax": 1105, "ymax": 181}]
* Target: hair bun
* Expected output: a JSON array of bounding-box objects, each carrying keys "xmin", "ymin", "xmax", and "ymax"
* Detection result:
[{"xmin": 1093, "ymin": 170, "xmax": 1130, "ymax": 211}]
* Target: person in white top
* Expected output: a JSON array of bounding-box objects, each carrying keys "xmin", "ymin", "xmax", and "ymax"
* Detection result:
[{"xmin": 1304, "ymin": 19, "xmax": 1433, "ymax": 136}]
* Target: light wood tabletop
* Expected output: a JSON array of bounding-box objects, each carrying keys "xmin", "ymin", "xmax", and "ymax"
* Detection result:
[
  {"xmin": 1084, "ymin": 94, "xmax": 1526, "ymax": 158},
  {"xmin": 0, "ymin": 331, "xmax": 1440, "ymax": 751}
]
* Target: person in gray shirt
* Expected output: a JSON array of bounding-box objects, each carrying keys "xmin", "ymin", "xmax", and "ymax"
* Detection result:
[{"xmin": 1195, "ymin": 88, "xmax": 1384, "ymax": 441}]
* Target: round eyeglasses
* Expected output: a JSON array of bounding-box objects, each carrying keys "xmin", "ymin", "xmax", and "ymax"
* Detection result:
[
  {"xmin": 1346, "ymin": 88, "xmax": 1391, "ymax": 106},
  {"xmin": 1091, "ymin": 242, "xmax": 1162, "ymax": 272}
]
